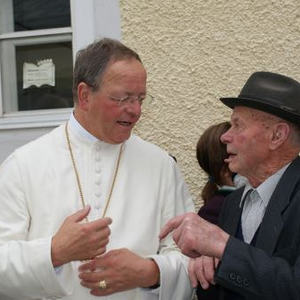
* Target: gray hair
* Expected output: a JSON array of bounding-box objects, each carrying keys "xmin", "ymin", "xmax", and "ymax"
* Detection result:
[
  {"xmin": 72, "ymin": 38, "xmax": 142, "ymax": 103},
  {"xmin": 251, "ymin": 109, "xmax": 300, "ymax": 147},
  {"xmin": 288, "ymin": 123, "xmax": 300, "ymax": 147}
]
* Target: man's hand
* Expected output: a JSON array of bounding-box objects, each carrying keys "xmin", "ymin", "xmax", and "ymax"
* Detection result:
[
  {"xmin": 78, "ymin": 248, "xmax": 160, "ymax": 296},
  {"xmin": 188, "ymin": 256, "xmax": 219, "ymax": 289},
  {"xmin": 159, "ymin": 212, "xmax": 229, "ymax": 258},
  {"xmin": 51, "ymin": 206, "xmax": 112, "ymax": 267}
]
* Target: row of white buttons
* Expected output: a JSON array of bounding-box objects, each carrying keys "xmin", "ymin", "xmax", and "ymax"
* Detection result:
[{"xmin": 94, "ymin": 148, "xmax": 103, "ymax": 208}]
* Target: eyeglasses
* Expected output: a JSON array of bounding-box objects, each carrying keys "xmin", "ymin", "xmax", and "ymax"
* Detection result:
[
  {"xmin": 84, "ymin": 81, "xmax": 154, "ymax": 107},
  {"xmin": 108, "ymin": 94, "xmax": 154, "ymax": 107}
]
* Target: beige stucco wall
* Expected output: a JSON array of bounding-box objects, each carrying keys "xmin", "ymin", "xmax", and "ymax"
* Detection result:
[{"xmin": 119, "ymin": 0, "xmax": 300, "ymax": 208}]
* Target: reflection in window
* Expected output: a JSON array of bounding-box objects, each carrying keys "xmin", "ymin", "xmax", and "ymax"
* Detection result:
[
  {"xmin": 16, "ymin": 42, "xmax": 73, "ymax": 111},
  {"xmin": 13, "ymin": 0, "xmax": 71, "ymax": 31}
]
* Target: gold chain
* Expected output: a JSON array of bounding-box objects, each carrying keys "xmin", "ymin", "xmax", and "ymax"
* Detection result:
[{"xmin": 65, "ymin": 121, "xmax": 123, "ymax": 220}]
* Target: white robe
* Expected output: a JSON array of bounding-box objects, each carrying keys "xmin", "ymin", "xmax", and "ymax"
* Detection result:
[{"xmin": 0, "ymin": 118, "xmax": 194, "ymax": 300}]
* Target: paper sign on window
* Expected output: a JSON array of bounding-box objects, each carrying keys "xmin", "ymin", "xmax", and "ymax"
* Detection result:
[{"xmin": 23, "ymin": 59, "xmax": 55, "ymax": 89}]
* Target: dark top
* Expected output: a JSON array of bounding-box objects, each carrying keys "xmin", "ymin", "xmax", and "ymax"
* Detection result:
[
  {"xmin": 198, "ymin": 187, "xmax": 234, "ymax": 225},
  {"xmin": 198, "ymin": 194, "xmax": 225, "ymax": 225},
  {"xmin": 196, "ymin": 187, "xmax": 234, "ymax": 300}
]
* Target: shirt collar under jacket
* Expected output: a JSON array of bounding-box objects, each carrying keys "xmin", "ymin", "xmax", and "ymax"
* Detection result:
[{"xmin": 240, "ymin": 162, "xmax": 291, "ymax": 208}]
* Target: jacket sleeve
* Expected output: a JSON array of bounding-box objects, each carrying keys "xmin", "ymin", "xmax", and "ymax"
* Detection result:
[
  {"xmin": 0, "ymin": 153, "xmax": 72, "ymax": 299},
  {"xmin": 215, "ymin": 236, "xmax": 300, "ymax": 300}
]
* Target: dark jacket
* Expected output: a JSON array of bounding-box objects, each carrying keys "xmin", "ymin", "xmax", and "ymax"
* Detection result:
[{"xmin": 198, "ymin": 156, "xmax": 300, "ymax": 300}]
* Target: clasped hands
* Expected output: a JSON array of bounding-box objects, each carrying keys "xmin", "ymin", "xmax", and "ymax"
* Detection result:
[
  {"xmin": 51, "ymin": 206, "xmax": 159, "ymax": 296},
  {"xmin": 159, "ymin": 212, "xmax": 230, "ymax": 290},
  {"xmin": 78, "ymin": 248, "xmax": 159, "ymax": 296}
]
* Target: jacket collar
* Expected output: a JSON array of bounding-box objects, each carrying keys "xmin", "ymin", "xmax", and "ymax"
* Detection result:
[
  {"xmin": 221, "ymin": 156, "xmax": 300, "ymax": 255},
  {"xmin": 255, "ymin": 156, "xmax": 300, "ymax": 254}
]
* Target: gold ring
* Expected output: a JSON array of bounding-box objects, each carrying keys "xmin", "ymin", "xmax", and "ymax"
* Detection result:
[{"xmin": 98, "ymin": 280, "xmax": 107, "ymax": 290}]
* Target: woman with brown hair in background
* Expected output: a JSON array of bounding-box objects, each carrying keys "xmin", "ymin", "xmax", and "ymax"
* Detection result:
[
  {"xmin": 197, "ymin": 121, "xmax": 234, "ymax": 224},
  {"xmin": 192, "ymin": 121, "xmax": 247, "ymax": 300}
]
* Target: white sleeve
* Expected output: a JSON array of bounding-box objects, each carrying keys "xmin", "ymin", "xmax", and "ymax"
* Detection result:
[
  {"xmin": 148, "ymin": 251, "xmax": 194, "ymax": 300},
  {"xmin": 0, "ymin": 153, "xmax": 72, "ymax": 299},
  {"xmin": 143, "ymin": 159, "xmax": 195, "ymax": 300}
]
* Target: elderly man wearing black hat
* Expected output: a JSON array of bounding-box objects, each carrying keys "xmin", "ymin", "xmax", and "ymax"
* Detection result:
[{"xmin": 160, "ymin": 71, "xmax": 300, "ymax": 300}]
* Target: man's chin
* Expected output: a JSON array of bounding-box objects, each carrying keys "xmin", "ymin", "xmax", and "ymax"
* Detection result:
[{"xmin": 112, "ymin": 133, "xmax": 131, "ymax": 144}]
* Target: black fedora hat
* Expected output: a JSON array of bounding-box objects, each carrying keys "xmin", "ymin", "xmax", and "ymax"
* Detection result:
[{"xmin": 220, "ymin": 71, "xmax": 300, "ymax": 123}]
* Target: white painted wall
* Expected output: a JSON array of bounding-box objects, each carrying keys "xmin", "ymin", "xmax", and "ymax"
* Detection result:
[{"xmin": 120, "ymin": 0, "xmax": 300, "ymax": 205}]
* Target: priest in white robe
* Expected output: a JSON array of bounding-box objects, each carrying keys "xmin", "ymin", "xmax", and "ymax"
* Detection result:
[{"xmin": 0, "ymin": 38, "xmax": 194, "ymax": 300}]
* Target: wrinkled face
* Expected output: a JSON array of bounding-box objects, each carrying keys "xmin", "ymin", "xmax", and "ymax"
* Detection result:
[
  {"xmin": 220, "ymin": 106, "xmax": 271, "ymax": 177},
  {"xmin": 77, "ymin": 59, "xmax": 146, "ymax": 144}
]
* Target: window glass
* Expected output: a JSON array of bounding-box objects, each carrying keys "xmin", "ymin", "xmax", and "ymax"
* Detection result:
[
  {"xmin": 1, "ymin": 0, "xmax": 71, "ymax": 34},
  {"xmin": 14, "ymin": 0, "xmax": 71, "ymax": 32},
  {"xmin": 15, "ymin": 42, "xmax": 73, "ymax": 111}
]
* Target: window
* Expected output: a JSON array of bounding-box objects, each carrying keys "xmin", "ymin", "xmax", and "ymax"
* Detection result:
[
  {"xmin": 0, "ymin": 0, "xmax": 121, "ymax": 129},
  {"xmin": 0, "ymin": 0, "xmax": 73, "ymax": 128}
]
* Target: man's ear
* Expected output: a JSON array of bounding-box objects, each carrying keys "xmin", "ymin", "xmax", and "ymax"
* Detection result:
[
  {"xmin": 77, "ymin": 82, "xmax": 91, "ymax": 111},
  {"xmin": 270, "ymin": 123, "xmax": 290, "ymax": 150}
]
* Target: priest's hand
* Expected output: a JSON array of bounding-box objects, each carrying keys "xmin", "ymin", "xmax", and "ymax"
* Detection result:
[
  {"xmin": 188, "ymin": 256, "xmax": 219, "ymax": 289},
  {"xmin": 78, "ymin": 248, "xmax": 160, "ymax": 296},
  {"xmin": 51, "ymin": 206, "xmax": 112, "ymax": 267},
  {"xmin": 159, "ymin": 212, "xmax": 229, "ymax": 259}
]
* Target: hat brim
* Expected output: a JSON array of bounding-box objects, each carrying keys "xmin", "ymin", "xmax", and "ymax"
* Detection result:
[{"xmin": 220, "ymin": 97, "xmax": 300, "ymax": 124}]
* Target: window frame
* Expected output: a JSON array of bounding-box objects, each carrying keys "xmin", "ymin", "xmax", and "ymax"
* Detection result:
[{"xmin": 0, "ymin": 28, "xmax": 73, "ymax": 128}]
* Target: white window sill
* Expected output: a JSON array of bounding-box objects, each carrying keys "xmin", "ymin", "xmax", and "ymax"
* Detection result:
[{"xmin": 0, "ymin": 108, "xmax": 72, "ymax": 129}]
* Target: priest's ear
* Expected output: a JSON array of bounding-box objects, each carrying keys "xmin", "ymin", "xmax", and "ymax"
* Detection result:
[
  {"xmin": 270, "ymin": 122, "xmax": 290, "ymax": 150},
  {"xmin": 77, "ymin": 82, "xmax": 92, "ymax": 111}
]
